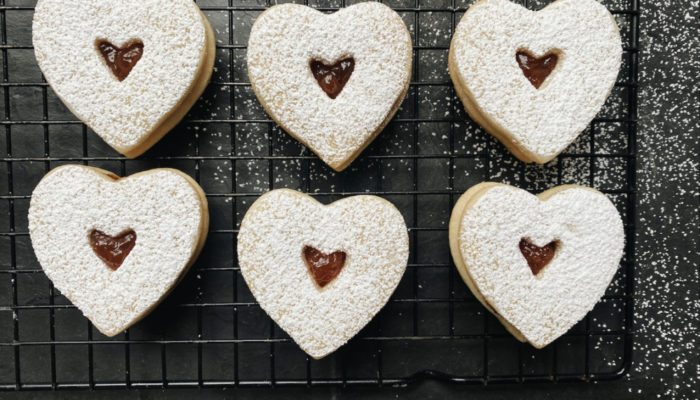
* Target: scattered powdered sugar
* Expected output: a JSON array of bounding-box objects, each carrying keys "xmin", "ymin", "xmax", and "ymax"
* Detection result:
[
  {"xmin": 247, "ymin": 2, "xmax": 412, "ymax": 170},
  {"xmin": 628, "ymin": 0, "xmax": 699, "ymax": 397},
  {"xmin": 8, "ymin": 0, "xmax": 694, "ymax": 395},
  {"xmin": 28, "ymin": 165, "xmax": 206, "ymax": 337},
  {"xmin": 32, "ymin": 0, "xmax": 207, "ymax": 150},
  {"xmin": 457, "ymin": 185, "xmax": 624, "ymax": 348},
  {"xmin": 237, "ymin": 189, "xmax": 409, "ymax": 358},
  {"xmin": 451, "ymin": 0, "xmax": 621, "ymax": 161}
]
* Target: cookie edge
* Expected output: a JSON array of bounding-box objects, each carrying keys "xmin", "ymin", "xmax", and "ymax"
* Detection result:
[
  {"xmin": 448, "ymin": 182, "xmax": 622, "ymax": 348},
  {"xmin": 448, "ymin": 0, "xmax": 622, "ymax": 164},
  {"xmin": 237, "ymin": 188, "xmax": 410, "ymax": 358},
  {"xmin": 29, "ymin": 165, "xmax": 210, "ymax": 336},
  {"xmin": 246, "ymin": 2, "xmax": 413, "ymax": 172},
  {"xmin": 31, "ymin": 1, "xmax": 217, "ymax": 159}
]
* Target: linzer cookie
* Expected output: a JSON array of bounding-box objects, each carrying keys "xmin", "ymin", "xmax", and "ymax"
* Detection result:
[
  {"xmin": 449, "ymin": 0, "xmax": 622, "ymax": 163},
  {"xmin": 28, "ymin": 165, "xmax": 209, "ymax": 336},
  {"xmin": 448, "ymin": 183, "xmax": 624, "ymax": 348},
  {"xmin": 32, "ymin": 0, "xmax": 216, "ymax": 158},
  {"xmin": 237, "ymin": 189, "xmax": 409, "ymax": 358},
  {"xmin": 247, "ymin": 2, "xmax": 412, "ymax": 171}
]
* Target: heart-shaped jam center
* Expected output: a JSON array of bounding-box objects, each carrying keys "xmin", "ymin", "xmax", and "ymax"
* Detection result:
[
  {"xmin": 97, "ymin": 40, "xmax": 144, "ymax": 82},
  {"xmin": 303, "ymin": 246, "xmax": 347, "ymax": 288},
  {"xmin": 89, "ymin": 229, "xmax": 137, "ymax": 270},
  {"xmin": 310, "ymin": 57, "xmax": 355, "ymax": 99},
  {"xmin": 516, "ymin": 50, "xmax": 558, "ymax": 89},
  {"xmin": 519, "ymin": 238, "xmax": 558, "ymax": 275}
]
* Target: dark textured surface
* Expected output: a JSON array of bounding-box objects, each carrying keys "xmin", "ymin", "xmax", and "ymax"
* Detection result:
[
  {"xmin": 1, "ymin": 0, "xmax": 637, "ymax": 388},
  {"xmin": 0, "ymin": 0, "xmax": 697, "ymax": 399}
]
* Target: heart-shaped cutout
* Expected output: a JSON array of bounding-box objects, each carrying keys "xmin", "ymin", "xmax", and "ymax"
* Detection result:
[
  {"xmin": 310, "ymin": 58, "xmax": 355, "ymax": 99},
  {"xmin": 32, "ymin": 0, "xmax": 216, "ymax": 158},
  {"xmin": 519, "ymin": 238, "xmax": 558, "ymax": 275},
  {"xmin": 247, "ymin": 3, "xmax": 412, "ymax": 171},
  {"xmin": 449, "ymin": 183, "xmax": 624, "ymax": 348},
  {"xmin": 96, "ymin": 40, "xmax": 144, "ymax": 82},
  {"xmin": 238, "ymin": 189, "xmax": 409, "ymax": 358},
  {"xmin": 29, "ymin": 165, "xmax": 209, "ymax": 336},
  {"xmin": 89, "ymin": 229, "xmax": 137, "ymax": 270},
  {"xmin": 515, "ymin": 50, "xmax": 558, "ymax": 89},
  {"xmin": 303, "ymin": 246, "xmax": 347, "ymax": 287},
  {"xmin": 449, "ymin": 0, "xmax": 622, "ymax": 163}
]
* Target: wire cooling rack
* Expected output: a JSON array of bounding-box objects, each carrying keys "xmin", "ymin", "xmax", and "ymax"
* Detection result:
[{"xmin": 0, "ymin": 0, "xmax": 637, "ymax": 390}]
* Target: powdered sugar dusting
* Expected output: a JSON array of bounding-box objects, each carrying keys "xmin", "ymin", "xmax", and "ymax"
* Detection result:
[
  {"xmin": 32, "ymin": 0, "xmax": 207, "ymax": 150},
  {"xmin": 237, "ymin": 189, "xmax": 409, "ymax": 358},
  {"xmin": 450, "ymin": 0, "xmax": 621, "ymax": 162},
  {"xmin": 28, "ymin": 165, "xmax": 206, "ymax": 336},
  {"xmin": 456, "ymin": 184, "xmax": 624, "ymax": 348},
  {"xmin": 247, "ymin": 2, "xmax": 412, "ymax": 170}
]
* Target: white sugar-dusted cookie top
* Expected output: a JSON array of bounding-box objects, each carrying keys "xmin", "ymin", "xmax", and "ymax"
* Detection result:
[
  {"xmin": 238, "ymin": 189, "xmax": 409, "ymax": 358},
  {"xmin": 450, "ymin": 0, "xmax": 621, "ymax": 161},
  {"xmin": 247, "ymin": 2, "xmax": 412, "ymax": 170},
  {"xmin": 33, "ymin": 0, "xmax": 208, "ymax": 150},
  {"xmin": 455, "ymin": 185, "xmax": 624, "ymax": 347},
  {"xmin": 29, "ymin": 165, "xmax": 208, "ymax": 336}
]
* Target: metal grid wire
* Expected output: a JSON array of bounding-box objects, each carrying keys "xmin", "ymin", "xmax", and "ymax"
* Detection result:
[{"xmin": 0, "ymin": 0, "xmax": 637, "ymax": 389}]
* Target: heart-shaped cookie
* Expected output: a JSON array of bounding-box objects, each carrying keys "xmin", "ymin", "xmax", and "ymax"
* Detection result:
[
  {"xmin": 449, "ymin": 183, "xmax": 624, "ymax": 348},
  {"xmin": 247, "ymin": 2, "xmax": 412, "ymax": 171},
  {"xmin": 237, "ymin": 189, "xmax": 409, "ymax": 358},
  {"xmin": 449, "ymin": 0, "xmax": 622, "ymax": 163},
  {"xmin": 28, "ymin": 165, "xmax": 209, "ymax": 336},
  {"xmin": 32, "ymin": 0, "xmax": 216, "ymax": 158}
]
